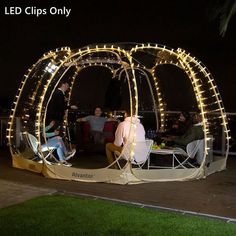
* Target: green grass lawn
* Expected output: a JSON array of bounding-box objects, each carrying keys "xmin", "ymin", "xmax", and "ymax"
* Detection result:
[{"xmin": 0, "ymin": 195, "xmax": 235, "ymax": 236}]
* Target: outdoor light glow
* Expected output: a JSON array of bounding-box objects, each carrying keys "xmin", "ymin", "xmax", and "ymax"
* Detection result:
[
  {"xmin": 45, "ymin": 62, "xmax": 58, "ymax": 74},
  {"xmin": 7, "ymin": 43, "xmax": 230, "ymax": 184}
]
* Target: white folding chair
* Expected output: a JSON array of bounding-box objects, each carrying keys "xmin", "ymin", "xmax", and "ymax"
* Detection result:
[
  {"xmin": 114, "ymin": 140, "xmax": 153, "ymax": 169},
  {"xmin": 25, "ymin": 132, "xmax": 57, "ymax": 163},
  {"xmin": 174, "ymin": 139, "xmax": 204, "ymax": 168},
  {"xmin": 195, "ymin": 139, "xmax": 205, "ymax": 164}
]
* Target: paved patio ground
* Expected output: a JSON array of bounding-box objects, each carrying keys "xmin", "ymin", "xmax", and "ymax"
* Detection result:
[{"xmin": 0, "ymin": 148, "xmax": 236, "ymax": 219}]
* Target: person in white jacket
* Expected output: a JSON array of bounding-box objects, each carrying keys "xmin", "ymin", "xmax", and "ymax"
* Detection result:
[{"xmin": 105, "ymin": 110, "xmax": 145, "ymax": 167}]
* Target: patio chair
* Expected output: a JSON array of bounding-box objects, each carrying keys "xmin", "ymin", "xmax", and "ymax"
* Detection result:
[
  {"xmin": 174, "ymin": 139, "xmax": 205, "ymax": 168},
  {"xmin": 25, "ymin": 132, "xmax": 57, "ymax": 163},
  {"xmin": 114, "ymin": 139, "xmax": 153, "ymax": 169}
]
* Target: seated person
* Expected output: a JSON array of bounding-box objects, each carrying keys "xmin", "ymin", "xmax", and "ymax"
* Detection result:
[
  {"xmin": 106, "ymin": 110, "xmax": 146, "ymax": 167},
  {"xmin": 163, "ymin": 111, "xmax": 192, "ymax": 137},
  {"xmin": 77, "ymin": 107, "xmax": 115, "ymax": 144},
  {"xmin": 42, "ymin": 121, "xmax": 76, "ymax": 167},
  {"xmin": 164, "ymin": 113, "xmax": 204, "ymax": 151}
]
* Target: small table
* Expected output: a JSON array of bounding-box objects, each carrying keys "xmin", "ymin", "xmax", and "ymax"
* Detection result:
[{"xmin": 148, "ymin": 148, "xmax": 186, "ymax": 169}]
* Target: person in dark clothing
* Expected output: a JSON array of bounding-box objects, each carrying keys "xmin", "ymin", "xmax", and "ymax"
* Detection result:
[
  {"xmin": 163, "ymin": 113, "xmax": 204, "ymax": 150},
  {"xmin": 47, "ymin": 81, "xmax": 78, "ymax": 123},
  {"xmin": 174, "ymin": 111, "xmax": 192, "ymax": 136},
  {"xmin": 162, "ymin": 111, "xmax": 192, "ymax": 137}
]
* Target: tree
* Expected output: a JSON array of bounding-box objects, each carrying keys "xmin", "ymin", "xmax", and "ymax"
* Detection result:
[{"xmin": 209, "ymin": 0, "xmax": 236, "ymax": 36}]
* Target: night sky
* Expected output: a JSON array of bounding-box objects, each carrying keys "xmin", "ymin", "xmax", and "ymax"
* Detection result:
[{"xmin": 0, "ymin": 0, "xmax": 235, "ymax": 111}]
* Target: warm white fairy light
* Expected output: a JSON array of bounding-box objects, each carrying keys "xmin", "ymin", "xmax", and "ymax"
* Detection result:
[
  {"xmin": 8, "ymin": 47, "xmax": 65, "ymax": 154},
  {"xmin": 131, "ymin": 44, "xmax": 177, "ymax": 130},
  {"xmin": 37, "ymin": 45, "xmax": 137, "ymax": 166},
  {"xmin": 9, "ymin": 42, "xmax": 230, "ymax": 179},
  {"xmin": 178, "ymin": 52, "xmax": 210, "ymax": 159},
  {"xmin": 7, "ymin": 63, "xmax": 36, "ymax": 154},
  {"xmin": 204, "ymin": 69, "xmax": 231, "ymax": 146},
  {"xmin": 35, "ymin": 48, "xmax": 72, "ymax": 156},
  {"xmin": 152, "ymin": 73, "xmax": 165, "ymax": 130},
  {"xmin": 178, "ymin": 49, "xmax": 230, "ymax": 163},
  {"xmin": 62, "ymin": 67, "xmax": 80, "ymax": 137}
]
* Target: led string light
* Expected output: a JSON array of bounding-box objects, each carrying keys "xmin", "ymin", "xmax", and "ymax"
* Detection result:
[
  {"xmin": 201, "ymin": 66, "xmax": 230, "ymax": 150},
  {"xmin": 125, "ymin": 59, "xmax": 138, "ymax": 165},
  {"xmin": 182, "ymin": 50, "xmax": 230, "ymax": 154},
  {"xmin": 118, "ymin": 67, "xmax": 160, "ymax": 131},
  {"xmin": 130, "ymin": 44, "xmax": 193, "ymax": 131},
  {"xmin": 62, "ymin": 68, "xmax": 81, "ymax": 139},
  {"xmin": 25, "ymin": 48, "xmax": 70, "ymax": 145},
  {"xmin": 42, "ymin": 62, "xmax": 76, "ymax": 142},
  {"xmin": 178, "ymin": 49, "xmax": 230, "ymax": 167},
  {"xmin": 151, "ymin": 71, "xmax": 165, "ymax": 130},
  {"xmin": 39, "ymin": 45, "xmax": 138, "ymax": 167},
  {"xmin": 7, "ymin": 59, "xmax": 47, "ymax": 155},
  {"xmin": 70, "ymin": 46, "xmax": 138, "ymax": 166},
  {"xmin": 178, "ymin": 51, "xmax": 210, "ymax": 162},
  {"xmin": 9, "ymin": 43, "xmax": 230, "ymax": 183},
  {"xmin": 36, "ymin": 48, "xmax": 72, "ymax": 157}
]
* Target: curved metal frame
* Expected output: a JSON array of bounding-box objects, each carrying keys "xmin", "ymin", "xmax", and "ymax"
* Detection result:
[{"xmin": 7, "ymin": 43, "xmax": 230, "ymax": 184}]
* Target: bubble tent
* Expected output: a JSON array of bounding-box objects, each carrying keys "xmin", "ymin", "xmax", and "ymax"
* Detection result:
[{"xmin": 7, "ymin": 43, "xmax": 230, "ymax": 184}]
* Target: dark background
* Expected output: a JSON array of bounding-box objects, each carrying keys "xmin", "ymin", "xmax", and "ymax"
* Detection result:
[{"xmin": 0, "ymin": 0, "xmax": 235, "ymax": 111}]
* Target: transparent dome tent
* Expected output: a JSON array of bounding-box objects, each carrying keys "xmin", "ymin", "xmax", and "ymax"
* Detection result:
[{"xmin": 7, "ymin": 43, "xmax": 230, "ymax": 184}]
